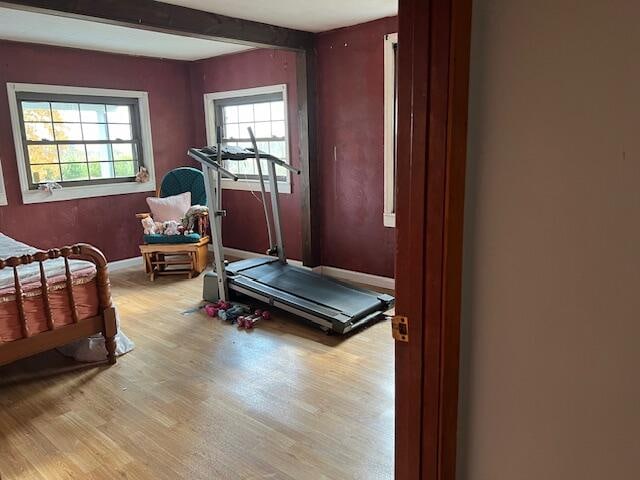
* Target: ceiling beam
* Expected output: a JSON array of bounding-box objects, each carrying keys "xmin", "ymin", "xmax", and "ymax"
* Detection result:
[{"xmin": 0, "ymin": 0, "xmax": 315, "ymax": 51}]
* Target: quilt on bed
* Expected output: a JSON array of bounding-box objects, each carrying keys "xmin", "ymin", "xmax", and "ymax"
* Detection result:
[{"xmin": 0, "ymin": 233, "xmax": 100, "ymax": 342}]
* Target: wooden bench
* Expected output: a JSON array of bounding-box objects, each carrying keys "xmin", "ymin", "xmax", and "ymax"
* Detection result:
[{"xmin": 140, "ymin": 236, "xmax": 209, "ymax": 281}]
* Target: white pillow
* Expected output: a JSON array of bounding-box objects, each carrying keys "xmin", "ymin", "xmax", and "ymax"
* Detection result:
[{"xmin": 146, "ymin": 192, "xmax": 191, "ymax": 223}]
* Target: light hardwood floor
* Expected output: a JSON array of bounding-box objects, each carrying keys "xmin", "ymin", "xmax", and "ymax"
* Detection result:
[{"xmin": 0, "ymin": 264, "xmax": 394, "ymax": 480}]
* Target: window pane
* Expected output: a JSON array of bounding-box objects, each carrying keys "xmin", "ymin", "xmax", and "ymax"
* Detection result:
[
  {"xmin": 89, "ymin": 162, "xmax": 115, "ymax": 179},
  {"xmin": 271, "ymin": 121, "xmax": 285, "ymax": 138},
  {"xmin": 241, "ymin": 160, "xmax": 257, "ymax": 176},
  {"xmin": 31, "ymin": 164, "xmax": 61, "ymax": 183},
  {"xmin": 54, "ymin": 123, "xmax": 83, "ymax": 141},
  {"xmin": 270, "ymin": 101, "xmax": 284, "ymax": 120},
  {"xmin": 83, "ymin": 123, "xmax": 108, "ymax": 141},
  {"xmin": 106, "ymin": 105, "xmax": 131, "ymax": 123},
  {"xmin": 27, "ymin": 145, "xmax": 58, "ymax": 164},
  {"xmin": 109, "ymin": 124, "xmax": 132, "ymax": 140},
  {"xmin": 275, "ymin": 165, "xmax": 287, "ymax": 177},
  {"xmin": 269, "ymin": 141, "xmax": 286, "ymax": 159},
  {"xmin": 86, "ymin": 144, "xmax": 111, "ymax": 162},
  {"xmin": 58, "ymin": 144, "xmax": 87, "ymax": 163},
  {"xmin": 51, "ymin": 103, "xmax": 80, "ymax": 122},
  {"xmin": 114, "ymin": 161, "xmax": 135, "ymax": 177},
  {"xmin": 254, "ymin": 102, "xmax": 270, "ymax": 121},
  {"xmin": 225, "ymin": 123, "xmax": 239, "ymax": 139},
  {"xmin": 238, "ymin": 104, "xmax": 253, "ymax": 122},
  {"xmin": 238, "ymin": 123, "xmax": 253, "ymax": 138},
  {"xmin": 224, "ymin": 161, "xmax": 236, "ymax": 174},
  {"xmin": 80, "ymin": 104, "xmax": 107, "ymax": 123},
  {"xmin": 224, "ymin": 105, "xmax": 238, "ymax": 123},
  {"xmin": 61, "ymin": 163, "xmax": 89, "ymax": 181},
  {"xmin": 254, "ymin": 122, "xmax": 270, "ymax": 138},
  {"xmin": 22, "ymin": 102, "xmax": 52, "ymax": 122},
  {"xmin": 112, "ymin": 143, "xmax": 134, "ymax": 160},
  {"xmin": 25, "ymin": 122, "xmax": 54, "ymax": 141},
  {"xmin": 228, "ymin": 158, "xmax": 255, "ymax": 176}
]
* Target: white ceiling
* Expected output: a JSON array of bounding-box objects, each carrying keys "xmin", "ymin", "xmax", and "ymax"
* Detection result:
[
  {"xmin": 0, "ymin": 7, "xmax": 253, "ymax": 61},
  {"xmin": 158, "ymin": 0, "xmax": 397, "ymax": 32},
  {"xmin": 0, "ymin": 1, "xmax": 397, "ymax": 61}
]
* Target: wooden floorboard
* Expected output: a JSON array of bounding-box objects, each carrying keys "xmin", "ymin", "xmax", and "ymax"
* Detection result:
[{"xmin": 0, "ymin": 265, "xmax": 394, "ymax": 479}]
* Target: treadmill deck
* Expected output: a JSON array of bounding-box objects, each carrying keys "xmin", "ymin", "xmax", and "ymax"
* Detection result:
[{"xmin": 226, "ymin": 258, "xmax": 394, "ymax": 332}]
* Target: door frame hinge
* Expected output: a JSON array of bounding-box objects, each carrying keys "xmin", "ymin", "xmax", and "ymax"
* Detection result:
[{"xmin": 392, "ymin": 315, "xmax": 409, "ymax": 342}]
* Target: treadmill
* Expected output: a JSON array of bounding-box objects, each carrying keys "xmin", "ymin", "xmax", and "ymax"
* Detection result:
[{"xmin": 188, "ymin": 128, "xmax": 394, "ymax": 334}]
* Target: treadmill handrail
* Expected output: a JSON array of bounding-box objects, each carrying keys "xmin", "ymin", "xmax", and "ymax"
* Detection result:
[
  {"xmin": 246, "ymin": 149, "xmax": 301, "ymax": 175},
  {"xmin": 187, "ymin": 148, "xmax": 239, "ymax": 181},
  {"xmin": 190, "ymin": 145, "xmax": 300, "ymax": 175}
]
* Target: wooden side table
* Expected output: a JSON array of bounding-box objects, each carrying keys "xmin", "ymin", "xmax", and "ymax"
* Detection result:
[{"xmin": 139, "ymin": 236, "xmax": 209, "ymax": 281}]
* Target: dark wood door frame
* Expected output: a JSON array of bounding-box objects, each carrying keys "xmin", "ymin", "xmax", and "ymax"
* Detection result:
[
  {"xmin": 0, "ymin": 0, "xmax": 322, "ymax": 267},
  {"xmin": 395, "ymin": 0, "xmax": 472, "ymax": 478}
]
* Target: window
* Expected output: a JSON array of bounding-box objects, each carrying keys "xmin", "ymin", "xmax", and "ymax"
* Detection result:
[
  {"xmin": 204, "ymin": 84, "xmax": 291, "ymax": 193},
  {"xmin": 7, "ymin": 83, "xmax": 156, "ymax": 204},
  {"xmin": 18, "ymin": 97, "xmax": 141, "ymax": 186},
  {"xmin": 384, "ymin": 33, "xmax": 398, "ymax": 228}
]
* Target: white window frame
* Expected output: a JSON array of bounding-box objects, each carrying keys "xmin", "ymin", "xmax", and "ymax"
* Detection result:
[
  {"xmin": 7, "ymin": 82, "xmax": 156, "ymax": 204},
  {"xmin": 203, "ymin": 84, "xmax": 292, "ymax": 194},
  {"xmin": 383, "ymin": 33, "xmax": 398, "ymax": 228},
  {"xmin": 0, "ymin": 160, "xmax": 7, "ymax": 206}
]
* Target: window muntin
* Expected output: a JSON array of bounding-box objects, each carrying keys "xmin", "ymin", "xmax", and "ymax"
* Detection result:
[
  {"xmin": 16, "ymin": 93, "xmax": 143, "ymax": 189},
  {"xmin": 214, "ymin": 92, "xmax": 288, "ymax": 181}
]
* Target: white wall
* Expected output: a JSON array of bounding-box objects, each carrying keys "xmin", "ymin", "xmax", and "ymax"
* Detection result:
[{"xmin": 458, "ymin": 1, "xmax": 640, "ymax": 479}]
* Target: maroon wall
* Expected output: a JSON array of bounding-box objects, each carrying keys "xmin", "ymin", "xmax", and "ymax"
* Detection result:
[
  {"xmin": 0, "ymin": 40, "xmax": 195, "ymax": 261},
  {"xmin": 188, "ymin": 49, "xmax": 303, "ymax": 260},
  {"xmin": 316, "ymin": 17, "xmax": 398, "ymax": 277}
]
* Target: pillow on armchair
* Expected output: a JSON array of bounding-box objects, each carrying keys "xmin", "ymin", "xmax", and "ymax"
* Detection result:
[{"xmin": 146, "ymin": 192, "xmax": 191, "ymax": 222}]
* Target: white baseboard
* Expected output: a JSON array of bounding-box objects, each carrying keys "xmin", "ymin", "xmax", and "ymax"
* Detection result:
[
  {"xmin": 220, "ymin": 247, "xmax": 395, "ymax": 290},
  {"xmin": 315, "ymin": 265, "xmax": 395, "ymax": 291},
  {"xmin": 108, "ymin": 256, "xmax": 142, "ymax": 271},
  {"xmin": 220, "ymin": 246, "xmax": 305, "ymax": 268}
]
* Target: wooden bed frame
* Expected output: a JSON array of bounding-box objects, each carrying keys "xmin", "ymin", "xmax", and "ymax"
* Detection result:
[{"xmin": 0, "ymin": 243, "xmax": 117, "ymax": 367}]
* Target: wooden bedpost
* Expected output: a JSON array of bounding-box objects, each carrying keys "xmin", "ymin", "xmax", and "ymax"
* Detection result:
[
  {"xmin": 103, "ymin": 307, "xmax": 117, "ymax": 365},
  {"xmin": 71, "ymin": 244, "xmax": 118, "ymax": 365}
]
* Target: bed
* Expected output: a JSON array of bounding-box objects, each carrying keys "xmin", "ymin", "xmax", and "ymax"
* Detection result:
[{"xmin": 0, "ymin": 233, "xmax": 117, "ymax": 367}]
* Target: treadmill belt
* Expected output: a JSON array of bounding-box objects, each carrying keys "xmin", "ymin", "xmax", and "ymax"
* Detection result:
[{"xmin": 236, "ymin": 262, "xmax": 383, "ymax": 317}]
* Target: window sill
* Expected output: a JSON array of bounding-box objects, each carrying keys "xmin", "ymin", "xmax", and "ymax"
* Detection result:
[
  {"xmin": 383, "ymin": 212, "xmax": 396, "ymax": 228},
  {"xmin": 21, "ymin": 181, "xmax": 156, "ymax": 204},
  {"xmin": 222, "ymin": 178, "xmax": 292, "ymax": 194}
]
